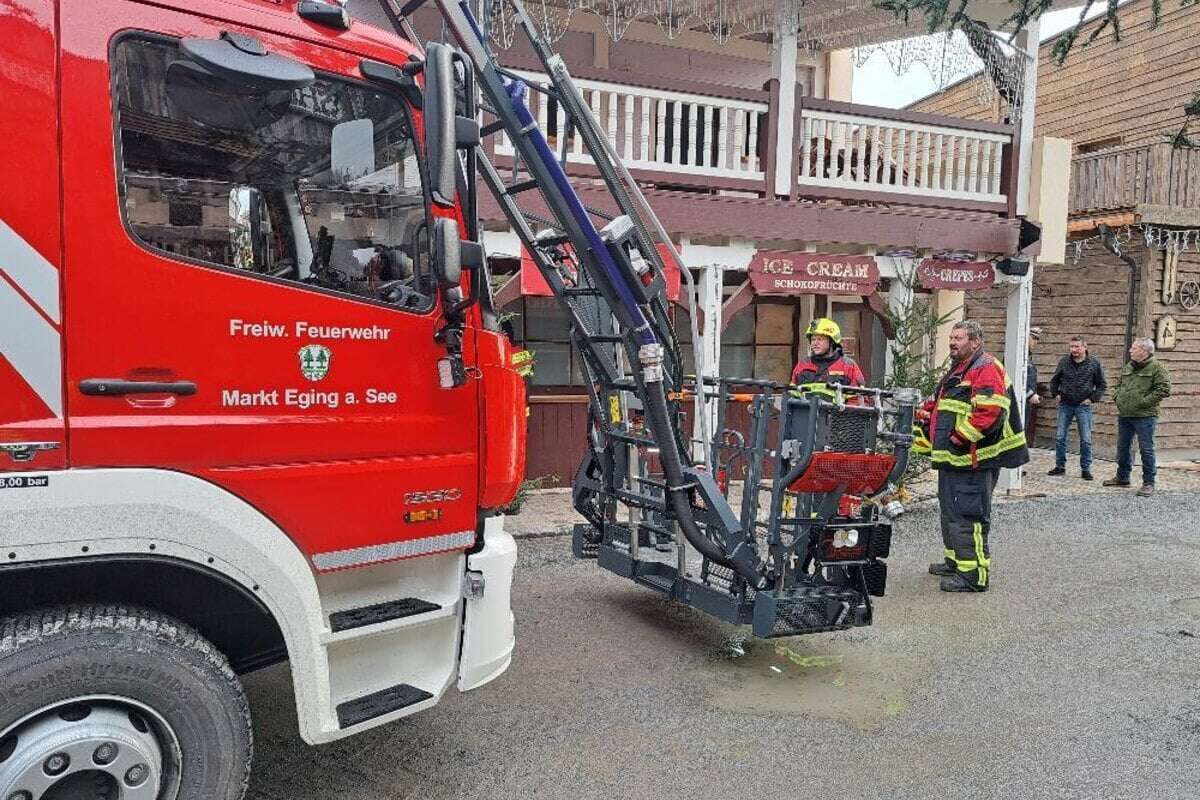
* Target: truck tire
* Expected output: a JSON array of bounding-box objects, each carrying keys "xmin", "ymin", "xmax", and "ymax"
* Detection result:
[{"xmin": 0, "ymin": 605, "xmax": 252, "ymax": 800}]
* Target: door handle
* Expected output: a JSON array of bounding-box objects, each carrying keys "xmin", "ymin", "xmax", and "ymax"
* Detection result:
[{"xmin": 79, "ymin": 379, "xmax": 198, "ymax": 397}]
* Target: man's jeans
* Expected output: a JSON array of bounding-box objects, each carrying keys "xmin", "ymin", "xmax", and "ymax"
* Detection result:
[
  {"xmin": 1116, "ymin": 416, "xmax": 1158, "ymax": 486},
  {"xmin": 1055, "ymin": 402, "xmax": 1094, "ymax": 470}
]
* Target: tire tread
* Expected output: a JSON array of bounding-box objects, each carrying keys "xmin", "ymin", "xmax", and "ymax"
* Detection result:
[{"xmin": 0, "ymin": 604, "xmax": 252, "ymax": 800}]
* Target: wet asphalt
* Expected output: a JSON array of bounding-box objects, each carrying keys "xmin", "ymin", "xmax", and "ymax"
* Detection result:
[{"xmin": 244, "ymin": 490, "xmax": 1200, "ymax": 800}]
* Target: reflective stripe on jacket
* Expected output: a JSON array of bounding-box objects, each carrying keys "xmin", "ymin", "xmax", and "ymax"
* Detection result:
[
  {"xmin": 791, "ymin": 351, "xmax": 865, "ymax": 398},
  {"xmin": 914, "ymin": 349, "xmax": 1029, "ymax": 471}
]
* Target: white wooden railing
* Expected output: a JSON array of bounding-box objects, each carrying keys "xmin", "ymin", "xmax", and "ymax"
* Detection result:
[
  {"xmin": 493, "ymin": 70, "xmax": 769, "ymax": 185},
  {"xmin": 795, "ymin": 100, "xmax": 1014, "ymax": 207}
]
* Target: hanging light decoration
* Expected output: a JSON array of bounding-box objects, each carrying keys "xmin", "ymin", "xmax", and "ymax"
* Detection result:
[
  {"xmin": 644, "ymin": 0, "xmax": 690, "ymax": 40},
  {"xmin": 482, "ymin": 0, "xmax": 519, "ymax": 49},
  {"xmin": 590, "ymin": 0, "xmax": 642, "ymax": 41},
  {"xmin": 692, "ymin": 0, "xmax": 736, "ymax": 44},
  {"xmin": 526, "ymin": 0, "xmax": 578, "ymax": 43},
  {"xmin": 478, "ymin": 0, "xmax": 953, "ymax": 52},
  {"xmin": 736, "ymin": 0, "xmax": 778, "ymax": 38},
  {"xmin": 853, "ymin": 30, "xmax": 982, "ymax": 90}
]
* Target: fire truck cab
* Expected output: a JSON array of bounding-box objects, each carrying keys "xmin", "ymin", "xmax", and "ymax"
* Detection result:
[{"xmin": 0, "ymin": 1, "xmax": 524, "ymax": 797}]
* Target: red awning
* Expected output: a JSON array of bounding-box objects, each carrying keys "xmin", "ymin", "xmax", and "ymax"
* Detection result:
[{"xmin": 520, "ymin": 242, "xmax": 682, "ymax": 300}]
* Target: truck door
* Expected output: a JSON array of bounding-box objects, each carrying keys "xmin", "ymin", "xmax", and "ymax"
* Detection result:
[
  {"xmin": 0, "ymin": 0, "xmax": 66, "ymax": 474},
  {"xmin": 60, "ymin": 2, "xmax": 480, "ymax": 568}
]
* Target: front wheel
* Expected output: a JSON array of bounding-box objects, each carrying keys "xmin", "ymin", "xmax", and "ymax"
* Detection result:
[{"xmin": 0, "ymin": 606, "xmax": 252, "ymax": 800}]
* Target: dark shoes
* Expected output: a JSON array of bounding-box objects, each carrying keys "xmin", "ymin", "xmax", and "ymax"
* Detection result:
[
  {"xmin": 928, "ymin": 562, "xmax": 955, "ymax": 577},
  {"xmin": 939, "ymin": 574, "xmax": 988, "ymax": 593},
  {"xmin": 1101, "ymin": 478, "xmax": 1151, "ymax": 494},
  {"xmin": 1050, "ymin": 467, "xmax": 1094, "ymax": 480}
]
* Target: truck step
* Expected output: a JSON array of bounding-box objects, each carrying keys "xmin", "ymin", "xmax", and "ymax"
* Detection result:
[
  {"xmin": 337, "ymin": 683, "xmax": 433, "ymax": 729},
  {"xmin": 329, "ymin": 598, "xmax": 442, "ymax": 633}
]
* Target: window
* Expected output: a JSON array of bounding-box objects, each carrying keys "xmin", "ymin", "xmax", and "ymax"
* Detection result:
[
  {"xmin": 520, "ymin": 297, "xmax": 584, "ymax": 387},
  {"xmin": 721, "ymin": 302, "xmax": 797, "ymax": 383},
  {"xmin": 112, "ymin": 37, "xmax": 434, "ymax": 311},
  {"xmin": 830, "ymin": 300, "xmax": 863, "ymax": 360}
]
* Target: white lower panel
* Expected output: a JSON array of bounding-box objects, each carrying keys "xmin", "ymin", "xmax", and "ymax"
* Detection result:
[{"xmin": 458, "ymin": 516, "xmax": 517, "ymax": 691}]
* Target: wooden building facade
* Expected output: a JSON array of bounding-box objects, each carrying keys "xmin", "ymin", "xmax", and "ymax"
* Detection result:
[
  {"xmin": 912, "ymin": 0, "xmax": 1200, "ymax": 455},
  {"xmin": 354, "ymin": 0, "xmax": 1051, "ymax": 482}
]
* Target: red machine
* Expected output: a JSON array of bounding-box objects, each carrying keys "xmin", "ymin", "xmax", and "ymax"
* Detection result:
[{"xmin": 0, "ymin": 2, "xmax": 524, "ymax": 797}]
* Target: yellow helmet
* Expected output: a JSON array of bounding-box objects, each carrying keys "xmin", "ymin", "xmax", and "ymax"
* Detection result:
[{"xmin": 805, "ymin": 317, "xmax": 842, "ymax": 346}]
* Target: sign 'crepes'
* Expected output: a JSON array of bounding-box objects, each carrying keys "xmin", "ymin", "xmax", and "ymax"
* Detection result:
[
  {"xmin": 917, "ymin": 259, "xmax": 995, "ymax": 290},
  {"xmin": 747, "ymin": 252, "xmax": 881, "ymax": 296}
]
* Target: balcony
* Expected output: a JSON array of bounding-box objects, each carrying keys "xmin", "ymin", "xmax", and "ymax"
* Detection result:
[
  {"xmin": 1069, "ymin": 142, "xmax": 1200, "ymax": 219},
  {"xmin": 487, "ymin": 70, "xmax": 1020, "ymax": 217},
  {"xmin": 793, "ymin": 99, "xmax": 1016, "ymax": 214},
  {"xmin": 492, "ymin": 69, "xmax": 771, "ymax": 193}
]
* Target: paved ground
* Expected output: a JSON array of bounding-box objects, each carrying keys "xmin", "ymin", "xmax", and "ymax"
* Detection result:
[{"xmin": 245, "ymin": 488, "xmax": 1200, "ymax": 800}]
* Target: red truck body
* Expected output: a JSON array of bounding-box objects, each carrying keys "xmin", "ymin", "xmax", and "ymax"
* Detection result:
[{"xmin": 0, "ymin": 3, "xmax": 526, "ymax": 797}]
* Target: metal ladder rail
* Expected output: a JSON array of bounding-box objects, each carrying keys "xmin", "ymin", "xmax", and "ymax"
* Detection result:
[
  {"xmin": 428, "ymin": 0, "xmax": 767, "ymax": 585},
  {"xmin": 473, "ymin": 153, "xmax": 626, "ymax": 385}
]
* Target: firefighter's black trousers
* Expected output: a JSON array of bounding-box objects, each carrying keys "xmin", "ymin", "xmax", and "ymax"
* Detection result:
[{"xmin": 937, "ymin": 467, "xmax": 999, "ymax": 587}]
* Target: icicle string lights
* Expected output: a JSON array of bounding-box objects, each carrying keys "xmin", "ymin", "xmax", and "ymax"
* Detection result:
[
  {"xmin": 475, "ymin": 0, "xmax": 926, "ymax": 48},
  {"xmin": 1069, "ymin": 224, "xmax": 1200, "ymax": 266}
]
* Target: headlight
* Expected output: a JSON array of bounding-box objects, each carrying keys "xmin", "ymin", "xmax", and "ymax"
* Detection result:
[{"xmin": 831, "ymin": 529, "xmax": 859, "ymax": 548}]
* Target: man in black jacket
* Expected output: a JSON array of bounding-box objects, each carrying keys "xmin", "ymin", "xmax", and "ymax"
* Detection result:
[{"xmin": 1048, "ymin": 335, "xmax": 1107, "ymax": 480}]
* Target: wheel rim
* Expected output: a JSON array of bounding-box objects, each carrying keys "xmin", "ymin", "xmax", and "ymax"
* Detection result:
[{"xmin": 0, "ymin": 697, "xmax": 181, "ymax": 800}]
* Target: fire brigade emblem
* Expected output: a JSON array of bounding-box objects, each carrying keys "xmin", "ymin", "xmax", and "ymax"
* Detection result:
[{"xmin": 298, "ymin": 344, "xmax": 332, "ymax": 381}]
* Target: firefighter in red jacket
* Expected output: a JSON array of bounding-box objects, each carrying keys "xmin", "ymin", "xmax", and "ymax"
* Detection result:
[
  {"xmin": 914, "ymin": 320, "xmax": 1029, "ymax": 592},
  {"xmin": 791, "ymin": 318, "xmax": 865, "ymax": 396}
]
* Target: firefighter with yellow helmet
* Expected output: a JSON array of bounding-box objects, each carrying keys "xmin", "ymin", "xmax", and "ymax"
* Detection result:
[{"xmin": 791, "ymin": 317, "xmax": 866, "ymax": 396}]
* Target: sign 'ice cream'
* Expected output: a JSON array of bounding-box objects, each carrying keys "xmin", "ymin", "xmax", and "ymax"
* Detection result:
[{"xmin": 747, "ymin": 252, "xmax": 881, "ymax": 296}]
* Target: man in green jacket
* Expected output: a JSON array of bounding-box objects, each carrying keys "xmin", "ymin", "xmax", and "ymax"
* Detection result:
[{"xmin": 1103, "ymin": 337, "xmax": 1172, "ymax": 496}]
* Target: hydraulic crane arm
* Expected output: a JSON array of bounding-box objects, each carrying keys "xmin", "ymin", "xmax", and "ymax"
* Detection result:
[{"xmin": 408, "ymin": 0, "xmax": 919, "ymax": 638}]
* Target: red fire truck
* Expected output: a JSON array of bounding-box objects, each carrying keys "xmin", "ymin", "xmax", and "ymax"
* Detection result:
[{"xmin": 0, "ymin": 1, "xmax": 526, "ymax": 797}]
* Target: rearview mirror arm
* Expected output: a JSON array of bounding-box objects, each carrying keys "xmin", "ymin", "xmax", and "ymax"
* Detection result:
[{"xmin": 359, "ymin": 57, "xmax": 425, "ymax": 109}]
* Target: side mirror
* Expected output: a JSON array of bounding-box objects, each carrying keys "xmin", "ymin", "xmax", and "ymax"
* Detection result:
[
  {"xmin": 423, "ymin": 43, "xmax": 457, "ymax": 208},
  {"xmin": 431, "ymin": 217, "xmax": 462, "ymax": 289}
]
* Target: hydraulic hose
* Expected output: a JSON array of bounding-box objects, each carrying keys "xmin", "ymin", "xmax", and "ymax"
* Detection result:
[{"xmin": 642, "ymin": 376, "xmax": 739, "ymax": 571}]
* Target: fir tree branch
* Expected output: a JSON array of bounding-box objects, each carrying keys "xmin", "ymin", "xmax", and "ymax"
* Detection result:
[{"xmin": 1186, "ymin": 92, "xmax": 1200, "ymax": 118}]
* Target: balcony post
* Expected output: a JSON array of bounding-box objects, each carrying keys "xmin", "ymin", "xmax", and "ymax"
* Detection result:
[
  {"xmin": 770, "ymin": 29, "xmax": 798, "ymax": 198},
  {"xmin": 1014, "ymin": 20, "xmax": 1039, "ymax": 217},
  {"xmin": 762, "ymin": 79, "xmax": 780, "ymax": 198},
  {"xmin": 791, "ymin": 86, "xmax": 804, "ymax": 201}
]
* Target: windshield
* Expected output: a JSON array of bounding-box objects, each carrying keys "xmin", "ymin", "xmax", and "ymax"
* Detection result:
[{"xmin": 113, "ymin": 36, "xmax": 434, "ymax": 311}]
